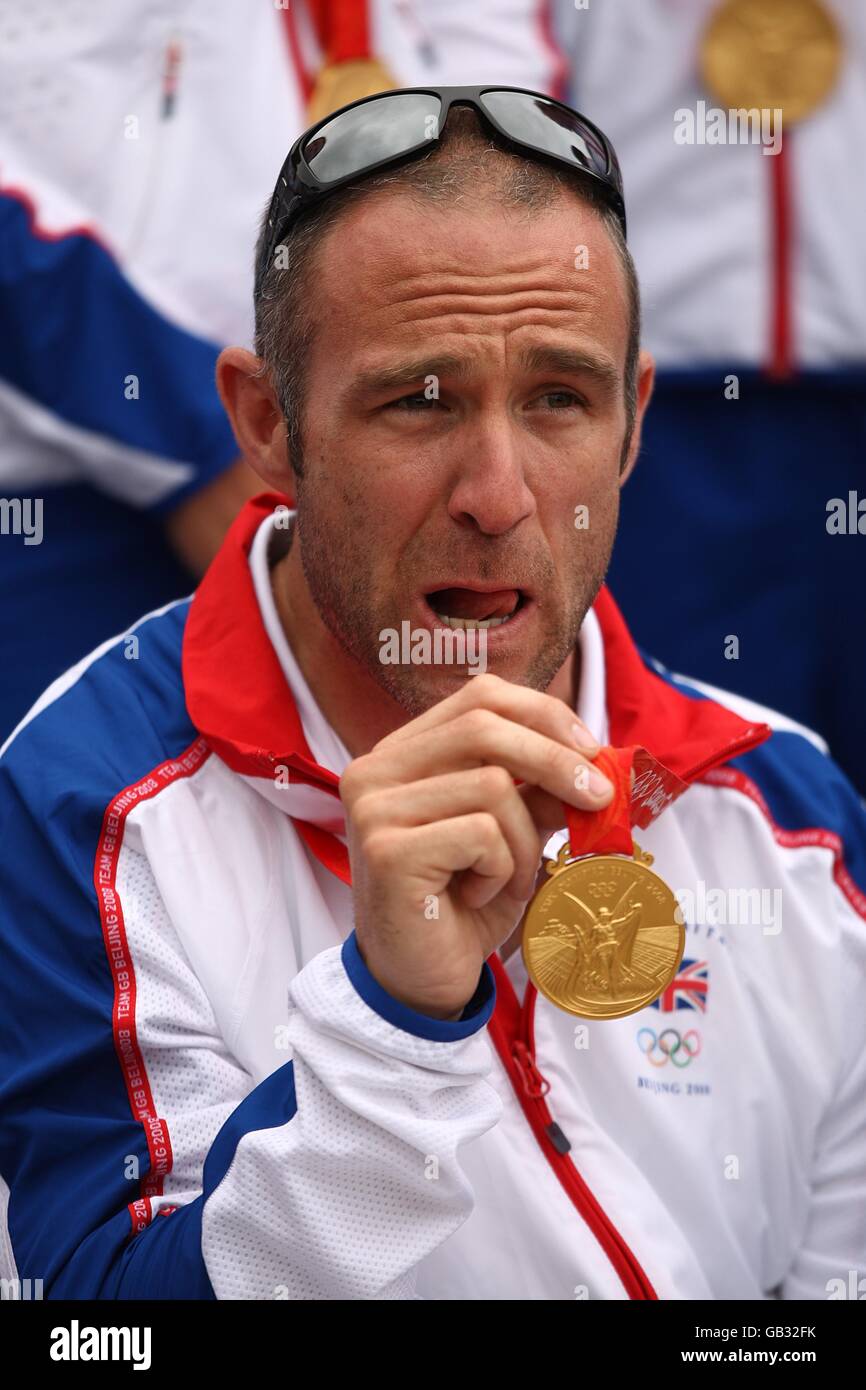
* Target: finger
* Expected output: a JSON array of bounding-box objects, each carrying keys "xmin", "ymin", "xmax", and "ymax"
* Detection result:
[
  {"xmin": 519, "ymin": 762, "xmax": 637, "ymax": 857},
  {"xmin": 520, "ymin": 782, "xmax": 582, "ymax": 836},
  {"xmin": 351, "ymin": 767, "xmax": 543, "ymax": 900},
  {"xmin": 392, "ymin": 812, "xmax": 516, "ymax": 911},
  {"xmin": 377, "ymin": 671, "xmax": 600, "ymax": 756},
  {"xmin": 353, "ymin": 707, "xmax": 614, "ymax": 811}
]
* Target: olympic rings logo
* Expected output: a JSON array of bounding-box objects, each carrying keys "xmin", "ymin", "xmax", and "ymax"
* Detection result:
[{"xmin": 636, "ymin": 1026, "xmax": 701, "ymax": 1068}]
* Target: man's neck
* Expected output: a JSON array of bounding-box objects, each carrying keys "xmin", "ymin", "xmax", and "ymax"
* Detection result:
[{"xmin": 270, "ymin": 525, "xmax": 581, "ymax": 758}]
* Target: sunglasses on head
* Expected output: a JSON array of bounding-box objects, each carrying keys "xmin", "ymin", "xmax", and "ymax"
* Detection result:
[{"xmin": 255, "ymin": 85, "xmax": 626, "ymax": 295}]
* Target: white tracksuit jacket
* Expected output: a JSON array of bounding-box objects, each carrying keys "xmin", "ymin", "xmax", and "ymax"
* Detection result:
[{"xmin": 1, "ymin": 494, "xmax": 865, "ymax": 1300}]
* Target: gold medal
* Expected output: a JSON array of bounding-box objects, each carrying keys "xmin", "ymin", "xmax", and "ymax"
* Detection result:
[
  {"xmin": 307, "ymin": 58, "xmax": 397, "ymax": 125},
  {"xmin": 522, "ymin": 839, "xmax": 685, "ymax": 1020},
  {"xmin": 700, "ymin": 0, "xmax": 842, "ymax": 126}
]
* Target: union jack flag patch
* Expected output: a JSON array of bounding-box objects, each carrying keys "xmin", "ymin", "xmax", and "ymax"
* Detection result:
[{"xmin": 650, "ymin": 958, "xmax": 709, "ymax": 1013}]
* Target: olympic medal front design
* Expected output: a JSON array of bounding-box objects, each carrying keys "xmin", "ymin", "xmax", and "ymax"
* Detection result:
[
  {"xmin": 522, "ymin": 842, "xmax": 685, "ymax": 1020},
  {"xmin": 700, "ymin": 0, "xmax": 842, "ymax": 126}
]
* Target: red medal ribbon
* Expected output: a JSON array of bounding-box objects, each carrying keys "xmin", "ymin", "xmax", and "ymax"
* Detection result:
[
  {"xmin": 296, "ymin": 743, "xmax": 694, "ymax": 886},
  {"xmin": 566, "ymin": 744, "xmax": 691, "ymax": 859},
  {"xmin": 309, "ymin": 0, "xmax": 371, "ymax": 64}
]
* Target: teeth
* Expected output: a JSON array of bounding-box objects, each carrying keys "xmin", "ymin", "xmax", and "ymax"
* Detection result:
[{"xmin": 433, "ymin": 612, "xmax": 516, "ymax": 629}]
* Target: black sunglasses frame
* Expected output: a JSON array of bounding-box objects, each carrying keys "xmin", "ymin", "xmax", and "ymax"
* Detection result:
[{"xmin": 257, "ymin": 85, "xmax": 626, "ymax": 293}]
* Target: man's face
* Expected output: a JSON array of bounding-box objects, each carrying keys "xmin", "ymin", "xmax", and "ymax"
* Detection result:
[{"xmin": 292, "ymin": 190, "xmax": 645, "ymax": 716}]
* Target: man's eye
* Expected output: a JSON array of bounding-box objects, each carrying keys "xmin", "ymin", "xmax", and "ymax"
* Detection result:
[
  {"xmin": 385, "ymin": 392, "xmax": 440, "ymax": 411},
  {"xmin": 539, "ymin": 390, "xmax": 585, "ymax": 410}
]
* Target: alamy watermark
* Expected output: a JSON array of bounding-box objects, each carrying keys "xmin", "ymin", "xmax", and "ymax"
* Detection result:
[
  {"xmin": 674, "ymin": 101, "xmax": 783, "ymax": 156},
  {"xmin": 49, "ymin": 1320, "xmax": 151, "ymax": 1369},
  {"xmin": 675, "ymin": 880, "xmax": 782, "ymax": 936},
  {"xmin": 0, "ymin": 497, "xmax": 42, "ymax": 545},
  {"xmin": 379, "ymin": 621, "xmax": 487, "ymax": 675},
  {"xmin": 1, "ymin": 1276, "xmax": 43, "ymax": 1299}
]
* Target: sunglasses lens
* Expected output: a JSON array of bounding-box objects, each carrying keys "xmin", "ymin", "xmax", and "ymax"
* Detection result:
[
  {"xmin": 480, "ymin": 91, "xmax": 612, "ymax": 182},
  {"xmin": 304, "ymin": 92, "xmax": 443, "ymax": 185}
]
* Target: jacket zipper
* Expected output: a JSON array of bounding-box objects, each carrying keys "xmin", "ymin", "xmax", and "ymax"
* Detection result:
[
  {"xmin": 488, "ymin": 955, "xmax": 658, "ymax": 1300},
  {"xmin": 481, "ymin": 728, "xmax": 770, "ymax": 1296}
]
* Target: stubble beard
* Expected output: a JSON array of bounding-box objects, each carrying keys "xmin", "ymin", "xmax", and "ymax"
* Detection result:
[{"xmin": 295, "ymin": 492, "xmax": 613, "ymax": 719}]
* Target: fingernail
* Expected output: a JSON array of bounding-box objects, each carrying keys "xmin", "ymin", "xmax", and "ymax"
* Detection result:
[
  {"xmin": 589, "ymin": 767, "xmax": 612, "ymax": 796},
  {"xmin": 572, "ymin": 721, "xmax": 599, "ymax": 752}
]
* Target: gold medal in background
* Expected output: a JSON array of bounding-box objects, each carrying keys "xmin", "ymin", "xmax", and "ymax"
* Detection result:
[
  {"xmin": 522, "ymin": 839, "xmax": 685, "ymax": 1021},
  {"xmin": 307, "ymin": 57, "xmax": 397, "ymax": 125},
  {"xmin": 700, "ymin": 0, "xmax": 843, "ymax": 126}
]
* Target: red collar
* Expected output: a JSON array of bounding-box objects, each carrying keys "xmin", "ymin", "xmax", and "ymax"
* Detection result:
[{"xmin": 183, "ymin": 493, "xmax": 770, "ymax": 795}]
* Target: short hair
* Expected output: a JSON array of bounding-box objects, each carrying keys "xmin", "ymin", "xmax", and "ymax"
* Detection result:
[{"xmin": 253, "ymin": 106, "xmax": 641, "ymax": 479}]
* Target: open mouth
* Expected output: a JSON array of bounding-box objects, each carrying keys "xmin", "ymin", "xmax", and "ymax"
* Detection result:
[{"xmin": 424, "ymin": 586, "xmax": 528, "ymax": 630}]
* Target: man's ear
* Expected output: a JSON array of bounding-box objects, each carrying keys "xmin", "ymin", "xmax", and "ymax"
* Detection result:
[
  {"xmin": 215, "ymin": 346, "xmax": 296, "ymax": 499},
  {"xmin": 619, "ymin": 349, "xmax": 655, "ymax": 488}
]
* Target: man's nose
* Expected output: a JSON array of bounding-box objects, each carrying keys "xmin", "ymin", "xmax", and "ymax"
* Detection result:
[{"xmin": 446, "ymin": 415, "xmax": 536, "ymax": 535}]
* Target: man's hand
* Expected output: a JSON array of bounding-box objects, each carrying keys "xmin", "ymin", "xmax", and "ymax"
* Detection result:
[{"xmin": 339, "ymin": 673, "xmax": 614, "ymax": 1020}]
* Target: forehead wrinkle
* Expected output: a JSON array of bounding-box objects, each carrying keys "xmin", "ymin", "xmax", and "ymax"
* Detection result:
[
  {"xmin": 372, "ymin": 271, "xmax": 606, "ymax": 336},
  {"xmin": 323, "ymin": 193, "xmax": 623, "ymax": 314},
  {"xmin": 322, "ymin": 208, "xmax": 626, "ymax": 381},
  {"xmin": 385, "ymin": 304, "xmax": 607, "ymax": 356},
  {"xmin": 375, "ymin": 253, "xmax": 569, "ymax": 292},
  {"xmin": 375, "ymin": 266, "xmax": 600, "ymax": 310},
  {"xmin": 371, "ymin": 263, "xmax": 610, "ymax": 329},
  {"xmin": 391, "ymin": 293, "xmax": 599, "ymax": 328}
]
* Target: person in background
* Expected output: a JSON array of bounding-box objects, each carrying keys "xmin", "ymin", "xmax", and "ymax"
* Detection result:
[
  {"xmin": 0, "ymin": 0, "xmax": 571, "ymax": 740},
  {"xmin": 404, "ymin": 0, "xmax": 866, "ymax": 793},
  {"xmin": 552, "ymin": 0, "xmax": 866, "ymax": 793},
  {"xmin": 0, "ymin": 0, "xmax": 379, "ymax": 739}
]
